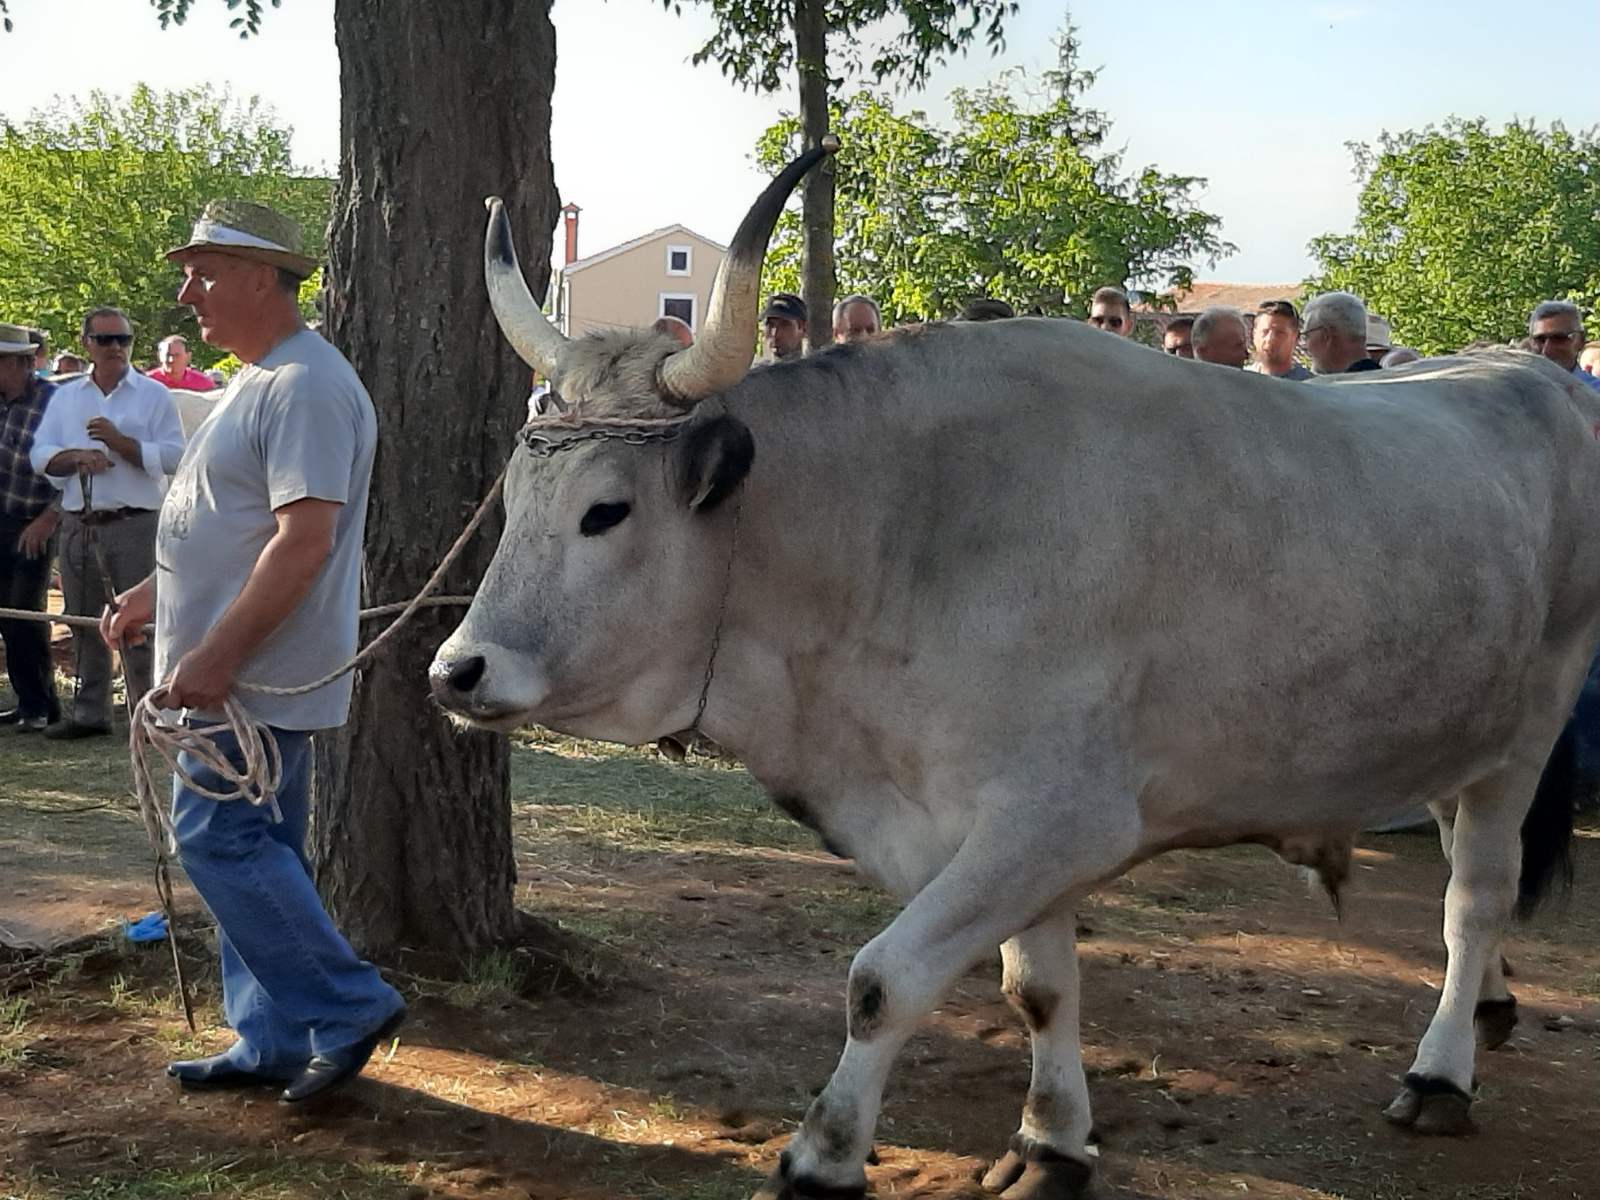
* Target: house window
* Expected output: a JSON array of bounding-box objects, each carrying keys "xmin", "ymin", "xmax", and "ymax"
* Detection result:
[
  {"xmin": 666, "ymin": 244, "xmax": 692, "ymax": 276},
  {"xmin": 659, "ymin": 293, "xmax": 695, "ymax": 328}
]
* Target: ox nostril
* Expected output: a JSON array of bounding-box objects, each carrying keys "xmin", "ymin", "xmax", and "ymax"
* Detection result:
[{"xmin": 439, "ymin": 654, "xmax": 486, "ymax": 694}]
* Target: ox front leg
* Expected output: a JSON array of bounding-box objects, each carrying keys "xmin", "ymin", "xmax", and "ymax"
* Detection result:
[
  {"xmin": 1428, "ymin": 798, "xmax": 1518, "ymax": 1050},
  {"xmin": 1386, "ymin": 780, "xmax": 1525, "ymax": 1135},
  {"xmin": 982, "ymin": 907, "xmax": 1095, "ymax": 1200},
  {"xmin": 754, "ymin": 813, "xmax": 1124, "ymax": 1200}
]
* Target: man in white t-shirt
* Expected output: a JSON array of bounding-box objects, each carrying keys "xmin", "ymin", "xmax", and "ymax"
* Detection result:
[{"xmin": 103, "ymin": 200, "xmax": 403, "ymax": 1104}]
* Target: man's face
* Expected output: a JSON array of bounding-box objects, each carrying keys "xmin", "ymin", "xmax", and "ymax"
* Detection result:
[
  {"xmin": 1530, "ymin": 315, "xmax": 1585, "ymax": 372},
  {"xmin": 0, "ymin": 352, "xmax": 33, "ymax": 401},
  {"xmin": 764, "ymin": 315, "xmax": 804, "ymax": 359},
  {"xmin": 160, "ymin": 338, "xmax": 192, "ymax": 376},
  {"xmin": 81, "ymin": 312, "xmax": 134, "ymax": 375},
  {"xmin": 176, "ymin": 252, "xmax": 272, "ymax": 354},
  {"xmin": 1162, "ymin": 326, "xmax": 1193, "ymax": 358},
  {"xmin": 1196, "ymin": 321, "xmax": 1249, "ymax": 368},
  {"xmin": 834, "ymin": 302, "xmax": 880, "ymax": 343},
  {"xmin": 1254, "ymin": 314, "xmax": 1299, "ymax": 367},
  {"xmin": 1088, "ymin": 301, "xmax": 1132, "ymax": 337}
]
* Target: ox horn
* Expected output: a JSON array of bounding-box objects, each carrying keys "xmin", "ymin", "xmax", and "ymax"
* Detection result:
[
  {"xmin": 484, "ymin": 195, "xmax": 568, "ymax": 377},
  {"xmin": 658, "ymin": 138, "xmax": 839, "ymax": 406}
]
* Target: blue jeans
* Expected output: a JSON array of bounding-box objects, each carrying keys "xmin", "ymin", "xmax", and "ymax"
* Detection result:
[{"xmin": 172, "ymin": 724, "xmax": 403, "ymax": 1074}]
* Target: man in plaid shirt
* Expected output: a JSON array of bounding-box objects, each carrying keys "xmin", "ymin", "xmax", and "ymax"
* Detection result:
[{"xmin": 0, "ymin": 322, "xmax": 62, "ymax": 730}]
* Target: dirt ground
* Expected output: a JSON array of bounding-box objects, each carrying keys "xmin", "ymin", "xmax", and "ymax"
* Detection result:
[{"xmin": 4, "ymin": 720, "xmax": 1600, "ymax": 1200}]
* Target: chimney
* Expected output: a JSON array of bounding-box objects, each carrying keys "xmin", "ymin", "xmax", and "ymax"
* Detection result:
[{"xmin": 561, "ymin": 202, "xmax": 581, "ymax": 266}]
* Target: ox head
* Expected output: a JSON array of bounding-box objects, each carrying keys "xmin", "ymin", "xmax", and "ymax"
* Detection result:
[{"xmin": 428, "ymin": 143, "xmax": 835, "ymax": 741}]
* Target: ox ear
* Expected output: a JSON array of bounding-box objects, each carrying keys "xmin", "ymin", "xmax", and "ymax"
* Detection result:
[{"xmin": 677, "ymin": 414, "xmax": 754, "ymax": 513}]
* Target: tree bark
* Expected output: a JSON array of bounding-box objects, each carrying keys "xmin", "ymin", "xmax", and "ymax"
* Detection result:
[
  {"xmin": 794, "ymin": 0, "xmax": 834, "ymax": 351},
  {"xmin": 311, "ymin": 0, "xmax": 559, "ymax": 960}
]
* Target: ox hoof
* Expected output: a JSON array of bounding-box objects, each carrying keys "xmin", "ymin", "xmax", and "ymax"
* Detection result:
[
  {"xmin": 1382, "ymin": 1074, "xmax": 1474, "ymax": 1136},
  {"xmin": 982, "ymin": 1139, "xmax": 1096, "ymax": 1199},
  {"xmin": 750, "ymin": 1151, "xmax": 867, "ymax": 1200},
  {"xmin": 1475, "ymin": 995, "xmax": 1518, "ymax": 1050}
]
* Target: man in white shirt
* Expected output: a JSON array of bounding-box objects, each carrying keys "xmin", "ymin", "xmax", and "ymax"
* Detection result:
[{"xmin": 28, "ymin": 306, "xmax": 184, "ymax": 738}]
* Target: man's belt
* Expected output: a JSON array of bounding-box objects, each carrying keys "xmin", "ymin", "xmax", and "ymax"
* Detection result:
[{"xmin": 69, "ymin": 506, "xmax": 156, "ymax": 526}]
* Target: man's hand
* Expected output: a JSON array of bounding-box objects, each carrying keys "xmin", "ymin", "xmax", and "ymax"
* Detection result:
[
  {"xmin": 160, "ymin": 642, "xmax": 242, "ymax": 713},
  {"xmin": 16, "ymin": 508, "xmax": 58, "ymax": 559},
  {"xmin": 74, "ymin": 448, "xmax": 114, "ymax": 474},
  {"xmin": 101, "ymin": 577, "xmax": 155, "ymax": 649},
  {"xmin": 86, "ymin": 417, "xmax": 141, "ymax": 465}
]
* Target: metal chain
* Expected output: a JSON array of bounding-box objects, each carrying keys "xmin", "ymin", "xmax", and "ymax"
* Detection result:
[
  {"xmin": 690, "ymin": 494, "xmax": 741, "ymax": 737},
  {"xmin": 521, "ymin": 422, "xmax": 685, "ymax": 458}
]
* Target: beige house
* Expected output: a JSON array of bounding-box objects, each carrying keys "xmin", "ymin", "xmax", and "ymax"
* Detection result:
[{"xmin": 548, "ymin": 216, "xmax": 727, "ymax": 339}]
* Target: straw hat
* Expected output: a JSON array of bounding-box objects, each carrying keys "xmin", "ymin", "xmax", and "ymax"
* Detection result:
[
  {"xmin": 166, "ymin": 199, "xmax": 318, "ymax": 279},
  {"xmin": 0, "ymin": 322, "xmax": 35, "ymax": 355}
]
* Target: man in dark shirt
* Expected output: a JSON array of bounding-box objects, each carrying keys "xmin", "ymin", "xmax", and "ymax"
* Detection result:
[
  {"xmin": 0, "ymin": 322, "xmax": 62, "ymax": 730},
  {"xmin": 1302, "ymin": 292, "xmax": 1381, "ymax": 374}
]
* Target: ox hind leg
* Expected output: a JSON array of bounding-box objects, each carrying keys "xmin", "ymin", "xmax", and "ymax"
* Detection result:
[
  {"xmin": 1387, "ymin": 775, "xmax": 1528, "ymax": 1134},
  {"xmin": 755, "ymin": 805, "xmax": 1131, "ymax": 1200},
  {"xmin": 981, "ymin": 907, "xmax": 1095, "ymax": 1200},
  {"xmin": 1428, "ymin": 799, "xmax": 1518, "ymax": 1050}
]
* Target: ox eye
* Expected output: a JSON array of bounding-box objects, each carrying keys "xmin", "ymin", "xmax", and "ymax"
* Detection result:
[{"xmin": 580, "ymin": 501, "xmax": 631, "ymax": 537}]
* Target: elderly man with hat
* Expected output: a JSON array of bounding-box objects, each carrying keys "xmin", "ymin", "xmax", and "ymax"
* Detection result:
[
  {"xmin": 0, "ymin": 322, "xmax": 64, "ymax": 731},
  {"xmin": 762, "ymin": 291, "xmax": 807, "ymax": 361},
  {"xmin": 28, "ymin": 305, "xmax": 184, "ymax": 739},
  {"xmin": 102, "ymin": 199, "xmax": 404, "ymax": 1103}
]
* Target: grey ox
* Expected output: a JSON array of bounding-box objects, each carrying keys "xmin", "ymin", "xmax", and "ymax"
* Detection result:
[{"xmin": 430, "ymin": 148, "xmax": 1599, "ymax": 1200}]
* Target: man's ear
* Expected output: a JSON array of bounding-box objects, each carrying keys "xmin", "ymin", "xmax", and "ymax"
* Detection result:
[{"xmin": 677, "ymin": 413, "xmax": 755, "ymax": 512}]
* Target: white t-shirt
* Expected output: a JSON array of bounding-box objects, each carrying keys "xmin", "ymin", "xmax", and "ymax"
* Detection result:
[{"xmin": 154, "ymin": 329, "xmax": 377, "ymax": 730}]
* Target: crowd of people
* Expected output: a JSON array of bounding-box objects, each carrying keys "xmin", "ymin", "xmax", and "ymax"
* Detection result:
[{"xmin": 754, "ymin": 283, "xmax": 1600, "ymax": 393}]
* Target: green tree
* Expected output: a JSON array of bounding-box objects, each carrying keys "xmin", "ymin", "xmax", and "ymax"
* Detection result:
[
  {"xmin": 1307, "ymin": 118, "xmax": 1600, "ymax": 355},
  {"xmin": 755, "ymin": 31, "xmax": 1230, "ymax": 322},
  {"xmin": 662, "ymin": 0, "xmax": 1017, "ymax": 348},
  {"xmin": 0, "ymin": 83, "xmax": 329, "ymax": 366}
]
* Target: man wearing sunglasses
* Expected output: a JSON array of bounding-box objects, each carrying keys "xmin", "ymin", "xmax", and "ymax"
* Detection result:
[
  {"xmin": 1527, "ymin": 301, "xmax": 1600, "ymax": 391},
  {"xmin": 1087, "ymin": 287, "xmax": 1135, "ymax": 338},
  {"xmin": 27, "ymin": 307, "xmax": 184, "ymax": 739}
]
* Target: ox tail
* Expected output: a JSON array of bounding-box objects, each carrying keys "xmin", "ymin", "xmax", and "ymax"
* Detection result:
[{"xmin": 1516, "ymin": 723, "xmax": 1580, "ymax": 919}]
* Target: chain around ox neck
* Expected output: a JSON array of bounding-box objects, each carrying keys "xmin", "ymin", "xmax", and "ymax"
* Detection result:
[{"xmin": 517, "ymin": 403, "xmax": 741, "ymax": 759}]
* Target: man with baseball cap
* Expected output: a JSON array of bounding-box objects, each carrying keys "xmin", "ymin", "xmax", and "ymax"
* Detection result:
[
  {"xmin": 102, "ymin": 199, "xmax": 404, "ymax": 1103},
  {"xmin": 762, "ymin": 291, "xmax": 807, "ymax": 361},
  {"xmin": 0, "ymin": 322, "xmax": 64, "ymax": 731}
]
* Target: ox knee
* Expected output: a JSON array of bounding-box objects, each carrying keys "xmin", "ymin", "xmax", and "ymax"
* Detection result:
[{"xmin": 1001, "ymin": 978, "xmax": 1060, "ymax": 1035}]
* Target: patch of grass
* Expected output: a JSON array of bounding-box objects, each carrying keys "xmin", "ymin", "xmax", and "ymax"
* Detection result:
[
  {"xmin": 444, "ymin": 949, "xmax": 528, "ymax": 1005},
  {"xmin": 509, "ymin": 735, "xmax": 810, "ymax": 853},
  {"xmin": 7, "ymin": 1154, "xmax": 412, "ymax": 1199},
  {"xmin": 0, "ymin": 995, "xmax": 35, "ymax": 1070},
  {"xmin": 791, "ymin": 883, "xmax": 899, "ymax": 944},
  {"xmin": 548, "ymin": 907, "xmax": 670, "ymax": 950}
]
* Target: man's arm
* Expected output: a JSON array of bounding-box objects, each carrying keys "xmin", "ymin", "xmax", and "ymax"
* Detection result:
[
  {"xmin": 143, "ymin": 386, "xmax": 187, "ymax": 476},
  {"xmin": 159, "ymin": 498, "xmax": 341, "ymax": 711}
]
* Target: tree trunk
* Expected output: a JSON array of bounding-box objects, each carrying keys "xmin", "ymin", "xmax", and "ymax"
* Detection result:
[
  {"xmin": 311, "ymin": 0, "xmax": 559, "ymax": 960},
  {"xmin": 794, "ymin": 0, "xmax": 834, "ymax": 351}
]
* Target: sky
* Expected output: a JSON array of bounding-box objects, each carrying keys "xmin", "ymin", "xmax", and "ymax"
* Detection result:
[{"xmin": 1, "ymin": 1, "xmax": 1596, "ymax": 287}]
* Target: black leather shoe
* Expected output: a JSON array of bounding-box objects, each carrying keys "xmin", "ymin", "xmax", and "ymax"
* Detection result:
[
  {"xmin": 167, "ymin": 1052, "xmax": 293, "ymax": 1091},
  {"xmin": 279, "ymin": 1006, "xmax": 406, "ymax": 1104}
]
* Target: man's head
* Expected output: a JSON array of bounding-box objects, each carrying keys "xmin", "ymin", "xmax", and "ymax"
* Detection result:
[
  {"xmin": 832, "ymin": 294, "xmax": 881, "ymax": 343},
  {"xmin": 80, "ymin": 307, "xmax": 135, "ymax": 378},
  {"xmin": 1380, "ymin": 346, "xmax": 1421, "ymax": 368},
  {"xmin": 158, "ymin": 334, "xmax": 194, "ymax": 377},
  {"xmin": 1580, "ymin": 344, "xmax": 1600, "ymax": 376},
  {"xmin": 27, "ymin": 328, "xmax": 47, "ymax": 371},
  {"xmin": 1301, "ymin": 291, "xmax": 1369, "ymax": 374},
  {"xmin": 1192, "ymin": 307, "xmax": 1249, "ymax": 368},
  {"xmin": 651, "ymin": 315, "xmax": 694, "ymax": 348},
  {"xmin": 51, "ymin": 352, "xmax": 84, "ymax": 376},
  {"xmin": 168, "ymin": 200, "xmax": 315, "ymax": 357},
  {"xmin": 0, "ymin": 323, "xmax": 36, "ymax": 400},
  {"xmin": 1162, "ymin": 317, "xmax": 1195, "ymax": 358},
  {"xmin": 1253, "ymin": 300, "xmax": 1300, "ymax": 372},
  {"xmin": 1527, "ymin": 300, "xmax": 1587, "ymax": 373},
  {"xmin": 1364, "ymin": 314, "xmax": 1393, "ymax": 364},
  {"xmin": 1088, "ymin": 286, "xmax": 1133, "ymax": 337},
  {"xmin": 959, "ymin": 298, "xmax": 1015, "ymax": 322},
  {"xmin": 761, "ymin": 292, "xmax": 807, "ymax": 359}
]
